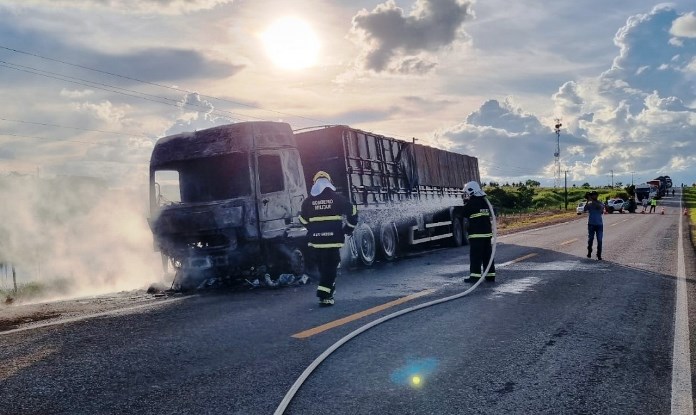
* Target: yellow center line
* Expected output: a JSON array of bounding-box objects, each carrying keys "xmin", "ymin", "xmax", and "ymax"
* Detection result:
[
  {"xmin": 499, "ymin": 253, "xmax": 537, "ymax": 267},
  {"xmin": 560, "ymin": 238, "xmax": 578, "ymax": 246},
  {"xmin": 291, "ymin": 289, "xmax": 436, "ymax": 339},
  {"xmin": 293, "ymin": 252, "xmax": 540, "ymax": 339}
]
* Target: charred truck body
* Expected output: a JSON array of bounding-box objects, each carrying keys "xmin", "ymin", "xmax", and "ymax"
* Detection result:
[
  {"xmin": 149, "ymin": 122, "xmax": 480, "ymax": 287},
  {"xmin": 149, "ymin": 122, "xmax": 308, "ymax": 289}
]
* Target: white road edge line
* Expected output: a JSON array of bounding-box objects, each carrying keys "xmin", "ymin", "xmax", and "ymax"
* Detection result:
[
  {"xmin": 671, "ymin": 195, "xmax": 693, "ymax": 415},
  {"xmin": 0, "ymin": 296, "xmax": 190, "ymax": 336}
]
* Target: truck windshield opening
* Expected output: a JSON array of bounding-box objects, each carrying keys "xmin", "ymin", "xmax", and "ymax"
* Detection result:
[{"xmin": 155, "ymin": 153, "xmax": 251, "ymax": 203}]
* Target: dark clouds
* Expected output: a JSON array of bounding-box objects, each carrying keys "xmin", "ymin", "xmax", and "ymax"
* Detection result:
[
  {"xmin": 0, "ymin": 16, "xmax": 243, "ymax": 88},
  {"xmin": 350, "ymin": 0, "xmax": 474, "ymax": 74}
]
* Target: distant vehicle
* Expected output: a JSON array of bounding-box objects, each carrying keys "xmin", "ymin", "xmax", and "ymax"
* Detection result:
[
  {"xmin": 635, "ymin": 183, "xmax": 654, "ymax": 202},
  {"xmin": 576, "ymin": 201, "xmax": 586, "ymax": 215},
  {"xmin": 622, "ymin": 199, "xmax": 637, "ymax": 213},
  {"xmin": 606, "ymin": 198, "xmax": 625, "ymax": 213},
  {"xmin": 649, "ymin": 177, "xmax": 669, "ymax": 199}
]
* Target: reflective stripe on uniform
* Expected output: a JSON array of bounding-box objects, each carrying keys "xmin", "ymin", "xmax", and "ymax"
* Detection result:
[
  {"xmin": 352, "ymin": 205, "xmax": 358, "ymax": 215},
  {"xmin": 470, "ymin": 212, "xmax": 490, "ymax": 218},
  {"xmin": 485, "ymin": 272, "xmax": 496, "ymax": 276},
  {"xmin": 469, "ymin": 273, "xmax": 481, "ymax": 277},
  {"xmin": 468, "ymin": 233, "xmax": 493, "ymax": 238},
  {"xmin": 308, "ymin": 242, "xmax": 345, "ymax": 248},
  {"xmin": 309, "ymin": 215, "xmax": 343, "ymax": 222},
  {"xmin": 317, "ymin": 285, "xmax": 332, "ymax": 293},
  {"xmin": 298, "ymin": 215, "xmax": 308, "ymax": 224}
]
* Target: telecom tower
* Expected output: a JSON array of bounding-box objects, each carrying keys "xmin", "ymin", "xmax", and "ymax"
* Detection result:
[{"xmin": 553, "ymin": 119, "xmax": 562, "ymax": 188}]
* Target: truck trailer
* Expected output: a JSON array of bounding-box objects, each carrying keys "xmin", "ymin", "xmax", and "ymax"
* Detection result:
[
  {"xmin": 148, "ymin": 122, "xmax": 480, "ymax": 288},
  {"xmin": 635, "ymin": 183, "xmax": 656, "ymax": 202}
]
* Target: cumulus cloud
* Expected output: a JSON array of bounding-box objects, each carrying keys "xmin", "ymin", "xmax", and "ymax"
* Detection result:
[
  {"xmin": 165, "ymin": 92, "xmax": 231, "ymax": 135},
  {"xmin": 16, "ymin": 0, "xmax": 233, "ymax": 15},
  {"xmin": 60, "ymin": 88, "xmax": 94, "ymax": 99},
  {"xmin": 349, "ymin": 0, "xmax": 474, "ymax": 74},
  {"xmin": 671, "ymin": 12, "xmax": 696, "ymax": 38},
  {"xmin": 440, "ymin": 6, "xmax": 696, "ymax": 185},
  {"xmin": 437, "ymin": 99, "xmax": 597, "ymax": 180}
]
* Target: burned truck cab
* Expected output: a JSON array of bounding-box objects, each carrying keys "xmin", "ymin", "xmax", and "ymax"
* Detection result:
[{"xmin": 149, "ymin": 122, "xmax": 307, "ymax": 288}]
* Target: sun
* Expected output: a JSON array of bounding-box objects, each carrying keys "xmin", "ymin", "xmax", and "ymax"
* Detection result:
[{"xmin": 261, "ymin": 17, "xmax": 320, "ymax": 70}]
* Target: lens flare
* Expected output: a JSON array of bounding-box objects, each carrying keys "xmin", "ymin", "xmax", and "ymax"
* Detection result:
[{"xmin": 391, "ymin": 357, "xmax": 438, "ymax": 389}]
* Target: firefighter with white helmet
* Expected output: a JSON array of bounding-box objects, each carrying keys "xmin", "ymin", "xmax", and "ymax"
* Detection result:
[
  {"xmin": 462, "ymin": 181, "xmax": 496, "ymax": 283},
  {"xmin": 299, "ymin": 171, "xmax": 358, "ymax": 306}
]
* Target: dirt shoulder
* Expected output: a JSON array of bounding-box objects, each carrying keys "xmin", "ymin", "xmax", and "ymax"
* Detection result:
[{"xmin": 497, "ymin": 210, "xmax": 584, "ymax": 235}]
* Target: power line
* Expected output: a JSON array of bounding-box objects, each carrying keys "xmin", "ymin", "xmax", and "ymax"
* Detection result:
[
  {"xmin": 0, "ymin": 44, "xmax": 328, "ymax": 124},
  {"xmin": 0, "ymin": 132, "xmax": 103, "ymax": 145},
  {"xmin": 0, "ymin": 117, "xmax": 152, "ymax": 138},
  {"xmin": 0, "ymin": 45, "xmax": 446, "ymax": 144},
  {"xmin": 0, "ymin": 60, "xmax": 264, "ymax": 123}
]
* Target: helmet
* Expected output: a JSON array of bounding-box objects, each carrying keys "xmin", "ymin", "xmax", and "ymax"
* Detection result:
[
  {"xmin": 464, "ymin": 181, "xmax": 486, "ymax": 197},
  {"xmin": 312, "ymin": 170, "xmax": 332, "ymax": 183}
]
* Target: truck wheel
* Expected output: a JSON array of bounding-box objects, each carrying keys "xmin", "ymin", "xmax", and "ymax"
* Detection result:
[
  {"xmin": 355, "ymin": 224, "xmax": 376, "ymax": 266},
  {"xmin": 379, "ymin": 223, "xmax": 398, "ymax": 261},
  {"xmin": 449, "ymin": 217, "xmax": 464, "ymax": 247}
]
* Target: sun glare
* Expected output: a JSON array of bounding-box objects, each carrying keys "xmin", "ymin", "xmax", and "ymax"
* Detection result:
[{"xmin": 261, "ymin": 17, "xmax": 320, "ymax": 70}]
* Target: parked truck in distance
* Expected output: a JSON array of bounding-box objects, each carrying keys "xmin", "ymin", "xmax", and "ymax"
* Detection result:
[
  {"xmin": 635, "ymin": 182, "xmax": 657, "ymax": 202},
  {"xmin": 148, "ymin": 122, "xmax": 480, "ymax": 289}
]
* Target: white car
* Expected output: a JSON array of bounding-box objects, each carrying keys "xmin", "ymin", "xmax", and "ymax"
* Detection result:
[
  {"xmin": 606, "ymin": 198, "xmax": 625, "ymax": 213},
  {"xmin": 576, "ymin": 201, "xmax": 586, "ymax": 215}
]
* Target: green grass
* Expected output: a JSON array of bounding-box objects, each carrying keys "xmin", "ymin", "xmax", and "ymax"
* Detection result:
[
  {"xmin": 684, "ymin": 188, "xmax": 696, "ymax": 246},
  {"xmin": 1, "ymin": 281, "xmax": 47, "ymax": 303}
]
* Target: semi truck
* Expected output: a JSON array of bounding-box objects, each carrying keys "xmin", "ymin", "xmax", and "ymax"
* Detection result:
[
  {"xmin": 148, "ymin": 121, "xmax": 480, "ymax": 289},
  {"xmin": 647, "ymin": 177, "xmax": 671, "ymax": 199},
  {"xmin": 635, "ymin": 183, "xmax": 657, "ymax": 202}
]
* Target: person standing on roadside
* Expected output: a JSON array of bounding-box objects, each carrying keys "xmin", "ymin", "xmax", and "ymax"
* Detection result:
[
  {"xmin": 649, "ymin": 197, "xmax": 657, "ymax": 213},
  {"xmin": 584, "ymin": 191, "xmax": 604, "ymax": 260},
  {"xmin": 641, "ymin": 197, "xmax": 648, "ymax": 213}
]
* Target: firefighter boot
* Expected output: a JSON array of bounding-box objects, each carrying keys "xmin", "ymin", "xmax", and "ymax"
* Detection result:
[
  {"xmin": 463, "ymin": 276, "xmax": 480, "ymax": 284},
  {"xmin": 319, "ymin": 297, "xmax": 335, "ymax": 307},
  {"xmin": 587, "ymin": 247, "xmax": 592, "ymax": 259}
]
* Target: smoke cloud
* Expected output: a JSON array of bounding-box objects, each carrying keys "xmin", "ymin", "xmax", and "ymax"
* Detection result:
[{"xmin": 0, "ymin": 173, "xmax": 161, "ymax": 302}]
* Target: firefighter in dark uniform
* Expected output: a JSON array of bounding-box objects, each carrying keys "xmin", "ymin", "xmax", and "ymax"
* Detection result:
[
  {"xmin": 462, "ymin": 181, "xmax": 496, "ymax": 283},
  {"xmin": 299, "ymin": 171, "xmax": 358, "ymax": 306}
]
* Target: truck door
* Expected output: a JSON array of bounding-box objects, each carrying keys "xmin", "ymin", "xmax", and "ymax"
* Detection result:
[{"xmin": 256, "ymin": 151, "xmax": 292, "ymax": 238}]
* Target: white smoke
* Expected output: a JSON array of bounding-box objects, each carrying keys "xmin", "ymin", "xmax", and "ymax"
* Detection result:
[{"xmin": 0, "ymin": 173, "xmax": 161, "ymax": 302}]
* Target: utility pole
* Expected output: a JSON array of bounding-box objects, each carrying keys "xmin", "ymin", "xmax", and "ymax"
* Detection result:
[
  {"xmin": 553, "ymin": 120, "xmax": 562, "ymax": 188},
  {"xmin": 564, "ymin": 170, "xmax": 569, "ymax": 210},
  {"xmin": 631, "ymin": 171, "xmax": 634, "ymax": 186},
  {"xmin": 610, "ymin": 169, "xmax": 614, "ymax": 188}
]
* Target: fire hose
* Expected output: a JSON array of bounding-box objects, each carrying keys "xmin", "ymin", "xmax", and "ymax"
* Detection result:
[{"xmin": 274, "ymin": 197, "xmax": 498, "ymax": 415}]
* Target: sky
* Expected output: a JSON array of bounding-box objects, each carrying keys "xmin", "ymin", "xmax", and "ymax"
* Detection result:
[{"xmin": 1, "ymin": 0, "xmax": 695, "ymax": 188}]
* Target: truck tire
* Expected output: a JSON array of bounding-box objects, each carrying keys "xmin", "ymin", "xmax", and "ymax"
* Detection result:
[
  {"xmin": 379, "ymin": 222, "xmax": 398, "ymax": 261},
  {"xmin": 289, "ymin": 248, "xmax": 305, "ymax": 276},
  {"xmin": 355, "ymin": 224, "xmax": 376, "ymax": 266},
  {"xmin": 449, "ymin": 216, "xmax": 464, "ymax": 247}
]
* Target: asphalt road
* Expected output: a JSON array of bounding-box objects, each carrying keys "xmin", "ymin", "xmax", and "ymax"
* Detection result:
[{"xmin": 1, "ymin": 190, "xmax": 694, "ymax": 415}]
